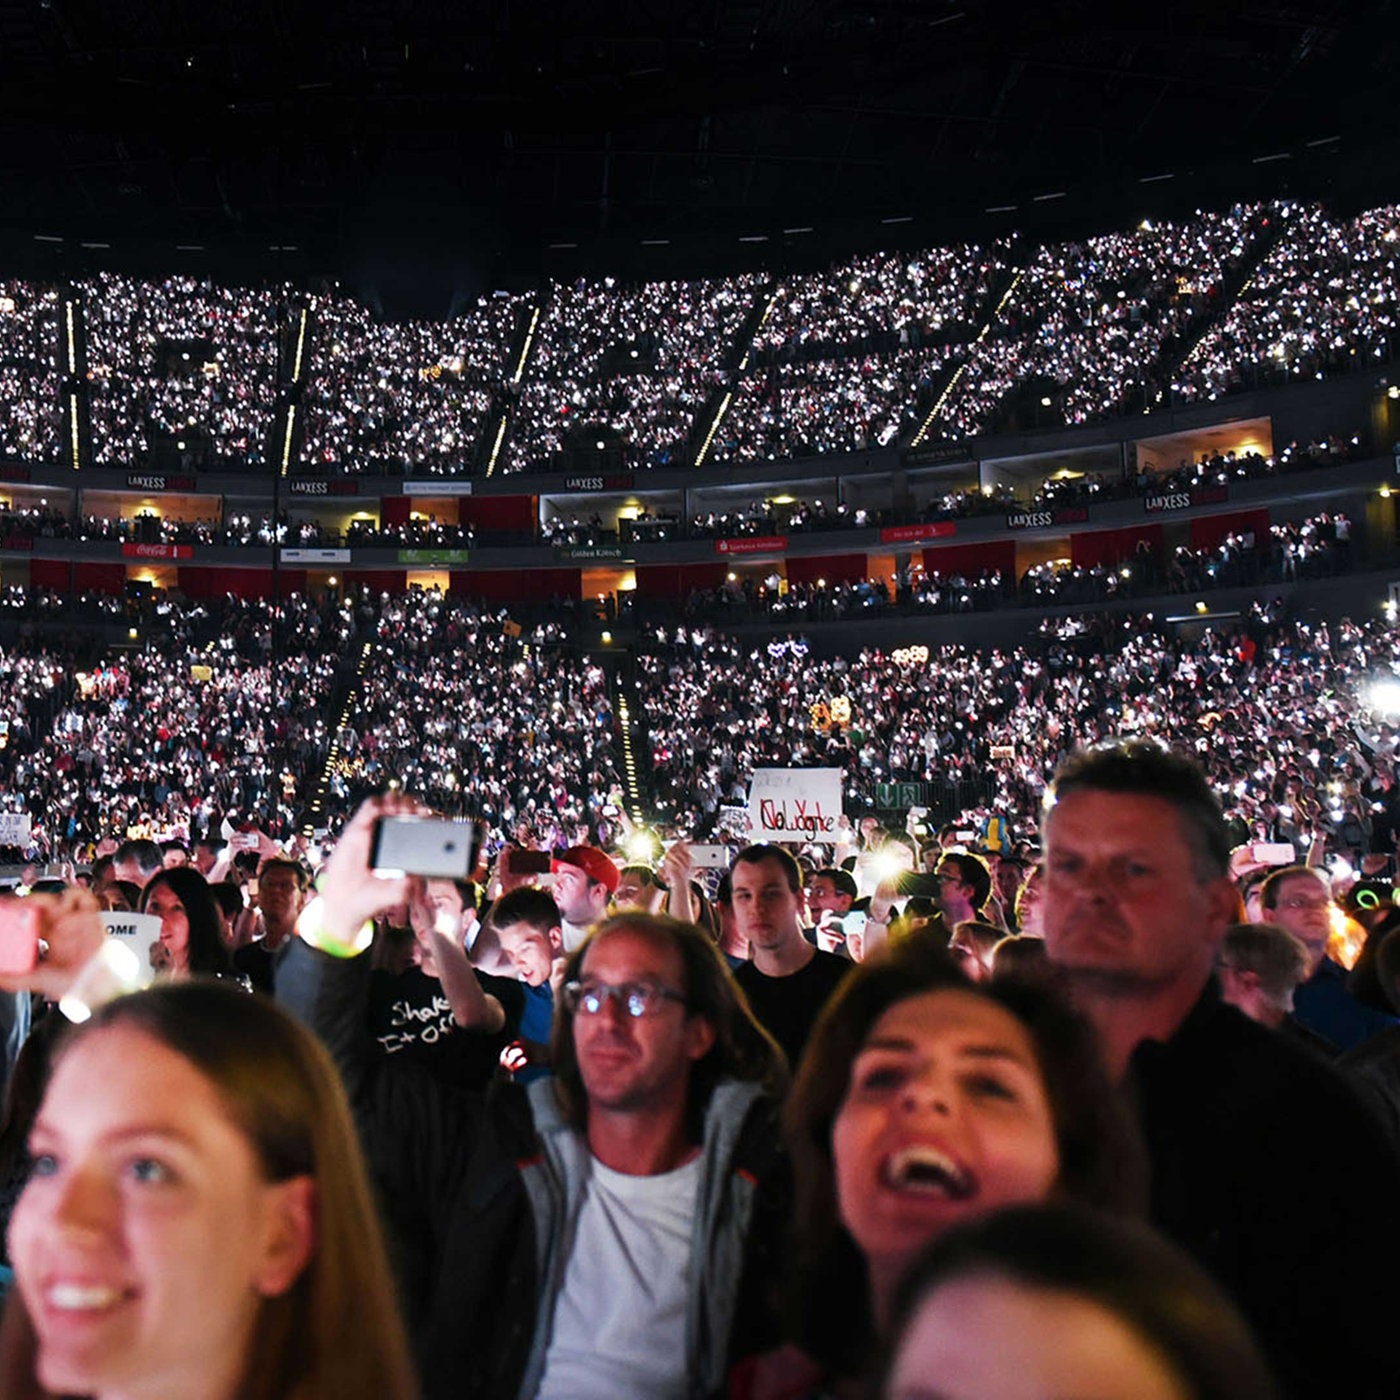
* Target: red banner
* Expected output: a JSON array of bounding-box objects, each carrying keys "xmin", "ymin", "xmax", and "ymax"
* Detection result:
[
  {"xmin": 121, "ymin": 543, "xmax": 194, "ymax": 560},
  {"xmin": 715, "ymin": 535, "xmax": 788, "ymax": 556},
  {"xmin": 879, "ymin": 521, "xmax": 957, "ymax": 544}
]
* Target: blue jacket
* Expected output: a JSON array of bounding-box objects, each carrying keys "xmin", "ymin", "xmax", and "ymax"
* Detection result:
[{"xmin": 1293, "ymin": 955, "xmax": 1396, "ymax": 1053}]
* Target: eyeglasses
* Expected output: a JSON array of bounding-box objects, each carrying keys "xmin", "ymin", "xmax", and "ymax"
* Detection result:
[
  {"xmin": 1277, "ymin": 895, "xmax": 1331, "ymax": 911},
  {"xmin": 562, "ymin": 980, "xmax": 689, "ymax": 1018}
]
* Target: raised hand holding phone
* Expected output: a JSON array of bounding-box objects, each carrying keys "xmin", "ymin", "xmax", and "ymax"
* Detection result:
[
  {"xmin": 0, "ymin": 900, "xmax": 43, "ymax": 976},
  {"xmin": 660, "ymin": 840, "xmax": 697, "ymax": 923},
  {"xmin": 813, "ymin": 912, "xmax": 846, "ymax": 956},
  {"xmin": 304, "ymin": 794, "xmax": 425, "ymax": 949},
  {"xmin": 0, "ymin": 888, "xmax": 106, "ymax": 1002}
]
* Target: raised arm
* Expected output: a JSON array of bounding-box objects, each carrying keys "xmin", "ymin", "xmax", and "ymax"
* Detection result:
[
  {"xmin": 275, "ymin": 794, "xmax": 418, "ymax": 1101},
  {"xmin": 407, "ymin": 881, "xmax": 506, "ymax": 1034}
]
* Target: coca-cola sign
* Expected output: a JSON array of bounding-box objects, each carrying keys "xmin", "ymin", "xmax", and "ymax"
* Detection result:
[{"xmin": 120, "ymin": 543, "xmax": 193, "ymax": 560}]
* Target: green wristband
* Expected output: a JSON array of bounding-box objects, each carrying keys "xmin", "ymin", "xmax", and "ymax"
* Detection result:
[{"xmin": 296, "ymin": 896, "xmax": 374, "ymax": 958}]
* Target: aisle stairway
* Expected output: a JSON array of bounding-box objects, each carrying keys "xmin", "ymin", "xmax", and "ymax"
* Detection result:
[
  {"xmin": 606, "ymin": 650, "xmax": 652, "ymax": 829},
  {"xmin": 1144, "ymin": 206, "xmax": 1291, "ymax": 414},
  {"xmin": 301, "ymin": 638, "xmax": 373, "ymax": 834}
]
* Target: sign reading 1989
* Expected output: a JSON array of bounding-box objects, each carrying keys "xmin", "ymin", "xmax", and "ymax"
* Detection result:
[{"xmin": 562, "ymin": 474, "xmax": 634, "ymax": 492}]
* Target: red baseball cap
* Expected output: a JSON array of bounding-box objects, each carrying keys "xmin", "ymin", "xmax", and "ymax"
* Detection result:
[{"xmin": 552, "ymin": 846, "xmax": 620, "ymax": 895}]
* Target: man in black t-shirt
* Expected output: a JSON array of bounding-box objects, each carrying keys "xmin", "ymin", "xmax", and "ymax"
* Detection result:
[
  {"xmin": 366, "ymin": 879, "xmax": 526, "ymax": 1090},
  {"xmin": 730, "ymin": 844, "xmax": 851, "ymax": 1075},
  {"xmin": 366, "ymin": 932, "xmax": 524, "ymax": 1089}
]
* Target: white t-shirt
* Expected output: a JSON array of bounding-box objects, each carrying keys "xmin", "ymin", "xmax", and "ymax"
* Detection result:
[
  {"xmin": 535, "ymin": 1153, "xmax": 702, "ymax": 1400},
  {"xmin": 561, "ymin": 918, "xmax": 591, "ymax": 954}
]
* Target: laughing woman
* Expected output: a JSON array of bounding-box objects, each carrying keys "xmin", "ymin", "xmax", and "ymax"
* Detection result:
[{"xmin": 742, "ymin": 945, "xmax": 1143, "ymax": 1397}]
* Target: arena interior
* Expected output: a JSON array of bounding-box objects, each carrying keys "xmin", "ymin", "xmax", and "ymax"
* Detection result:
[{"xmin": 4, "ymin": 5, "xmax": 1400, "ymax": 1398}]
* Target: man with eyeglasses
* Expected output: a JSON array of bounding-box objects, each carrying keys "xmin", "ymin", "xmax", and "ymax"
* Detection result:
[
  {"xmin": 1260, "ymin": 864, "xmax": 1396, "ymax": 1051},
  {"xmin": 933, "ymin": 851, "xmax": 993, "ymax": 928},
  {"xmin": 278, "ymin": 797, "xmax": 789, "ymax": 1400}
]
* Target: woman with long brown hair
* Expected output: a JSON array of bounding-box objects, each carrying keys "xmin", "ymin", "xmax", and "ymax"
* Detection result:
[
  {"xmin": 1, "ymin": 977, "xmax": 416, "ymax": 1400},
  {"xmin": 742, "ymin": 944, "xmax": 1143, "ymax": 1396}
]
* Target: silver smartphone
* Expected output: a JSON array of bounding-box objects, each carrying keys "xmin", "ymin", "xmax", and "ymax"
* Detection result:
[
  {"xmin": 371, "ymin": 816, "xmax": 477, "ymax": 880},
  {"xmin": 687, "ymin": 844, "xmax": 732, "ymax": 869}
]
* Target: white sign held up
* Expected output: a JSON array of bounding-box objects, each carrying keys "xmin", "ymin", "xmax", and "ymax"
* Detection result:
[
  {"xmin": 747, "ymin": 768, "xmax": 843, "ymax": 843},
  {"xmin": 99, "ymin": 912, "xmax": 163, "ymax": 984}
]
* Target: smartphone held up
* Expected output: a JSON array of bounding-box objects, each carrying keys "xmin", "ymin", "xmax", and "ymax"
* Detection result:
[
  {"xmin": 0, "ymin": 899, "xmax": 43, "ymax": 976},
  {"xmin": 371, "ymin": 815, "xmax": 477, "ymax": 881}
]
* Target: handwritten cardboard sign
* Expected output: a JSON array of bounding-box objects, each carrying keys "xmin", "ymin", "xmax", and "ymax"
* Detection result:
[{"xmin": 747, "ymin": 768, "xmax": 843, "ymax": 843}]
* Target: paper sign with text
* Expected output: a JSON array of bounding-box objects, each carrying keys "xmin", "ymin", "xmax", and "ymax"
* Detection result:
[
  {"xmin": 0, "ymin": 812, "xmax": 32, "ymax": 847},
  {"xmin": 99, "ymin": 912, "xmax": 163, "ymax": 981},
  {"xmin": 747, "ymin": 768, "xmax": 843, "ymax": 843}
]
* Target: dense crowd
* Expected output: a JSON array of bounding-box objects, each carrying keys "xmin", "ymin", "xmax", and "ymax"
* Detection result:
[
  {"xmin": 751, "ymin": 239, "xmax": 1012, "ymax": 359},
  {"xmin": 330, "ymin": 591, "xmax": 623, "ymax": 843},
  {"xmin": 0, "ymin": 595, "xmax": 347, "ymax": 853},
  {"xmin": 0, "ymin": 644, "xmax": 73, "ymax": 844},
  {"xmin": 932, "ymin": 204, "xmax": 1269, "ymax": 439},
  {"xmin": 504, "ymin": 272, "xmax": 765, "ymax": 472},
  {"xmin": 0, "ymin": 279, "xmax": 61, "ymax": 463},
  {"xmin": 1175, "ymin": 202, "xmax": 1400, "ymax": 402},
  {"xmin": 707, "ymin": 347, "xmax": 960, "ymax": 463},
  {"xmin": 0, "ymin": 541, "xmax": 1385, "ymax": 858},
  {"xmin": 0, "ymin": 201, "xmax": 1395, "ymax": 483},
  {"xmin": 635, "ymin": 601, "xmax": 1400, "ymax": 850},
  {"xmin": 301, "ymin": 291, "xmax": 524, "ymax": 474},
  {"xmin": 82, "ymin": 272, "xmax": 288, "ymax": 467}
]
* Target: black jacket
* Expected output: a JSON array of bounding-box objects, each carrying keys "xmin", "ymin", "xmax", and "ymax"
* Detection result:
[{"xmin": 1132, "ymin": 984, "xmax": 1400, "ymax": 1399}]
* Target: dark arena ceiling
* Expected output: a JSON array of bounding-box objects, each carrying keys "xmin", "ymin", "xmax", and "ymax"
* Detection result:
[{"xmin": 0, "ymin": 0, "xmax": 1396, "ymax": 310}]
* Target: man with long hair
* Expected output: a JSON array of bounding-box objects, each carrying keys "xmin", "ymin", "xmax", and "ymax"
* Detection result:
[{"xmin": 278, "ymin": 797, "xmax": 789, "ymax": 1400}]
